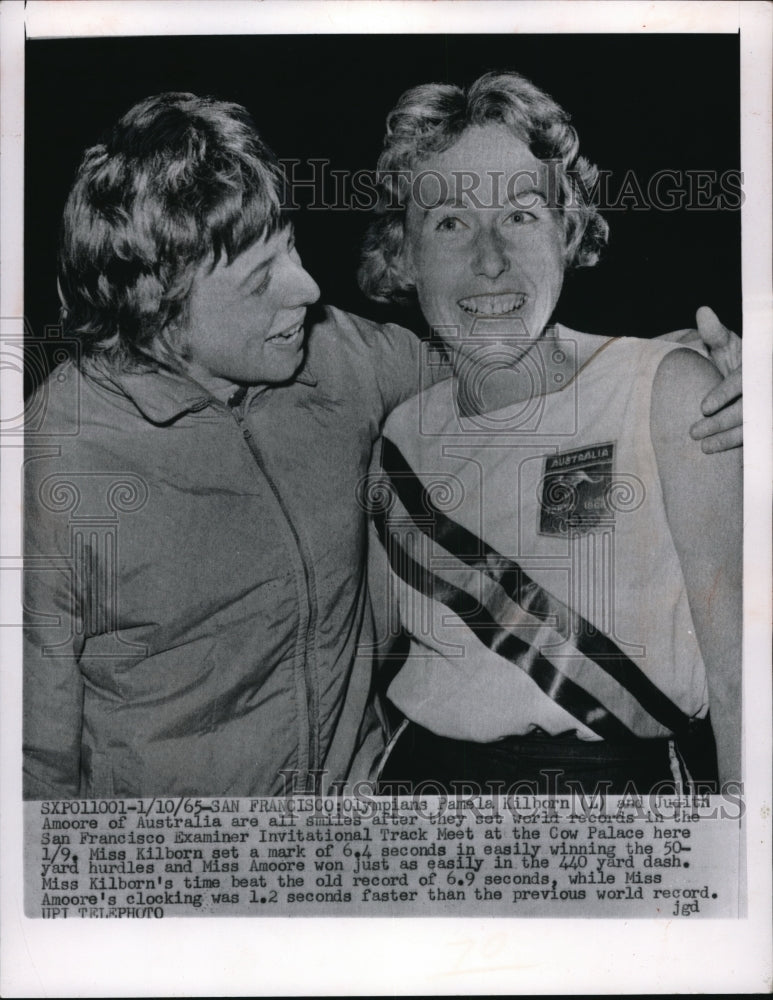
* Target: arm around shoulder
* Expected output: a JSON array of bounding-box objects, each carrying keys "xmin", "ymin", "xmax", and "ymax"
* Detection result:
[
  {"xmin": 650, "ymin": 348, "xmax": 743, "ymax": 784},
  {"xmin": 373, "ymin": 321, "xmax": 425, "ymax": 414}
]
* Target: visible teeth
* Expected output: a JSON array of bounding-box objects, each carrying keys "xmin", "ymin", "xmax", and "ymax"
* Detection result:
[
  {"xmin": 268, "ymin": 323, "xmax": 302, "ymax": 342},
  {"xmin": 458, "ymin": 293, "xmax": 526, "ymax": 316}
]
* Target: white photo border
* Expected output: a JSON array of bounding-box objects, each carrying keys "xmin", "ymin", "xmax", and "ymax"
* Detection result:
[{"xmin": 2, "ymin": 2, "xmax": 771, "ymax": 995}]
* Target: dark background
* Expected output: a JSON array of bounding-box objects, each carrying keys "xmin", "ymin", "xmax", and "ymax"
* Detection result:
[{"xmin": 25, "ymin": 34, "xmax": 741, "ymax": 392}]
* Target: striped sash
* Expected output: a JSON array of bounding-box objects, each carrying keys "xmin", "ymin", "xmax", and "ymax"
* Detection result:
[{"xmin": 373, "ymin": 437, "xmax": 694, "ymax": 741}]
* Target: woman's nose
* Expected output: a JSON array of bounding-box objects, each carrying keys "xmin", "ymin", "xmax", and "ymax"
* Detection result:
[
  {"xmin": 472, "ymin": 228, "xmax": 511, "ymax": 279},
  {"xmin": 289, "ymin": 254, "xmax": 321, "ymax": 306}
]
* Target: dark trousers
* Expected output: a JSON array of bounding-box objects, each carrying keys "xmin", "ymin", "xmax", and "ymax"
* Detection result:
[{"xmin": 378, "ymin": 720, "xmax": 719, "ymax": 796}]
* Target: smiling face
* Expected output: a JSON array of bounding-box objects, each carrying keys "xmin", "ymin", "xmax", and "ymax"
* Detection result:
[
  {"xmin": 401, "ymin": 124, "xmax": 567, "ymax": 372},
  {"xmin": 171, "ymin": 227, "xmax": 320, "ymax": 398}
]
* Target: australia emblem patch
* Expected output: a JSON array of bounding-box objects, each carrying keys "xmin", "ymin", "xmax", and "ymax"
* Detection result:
[{"xmin": 539, "ymin": 442, "xmax": 616, "ymax": 535}]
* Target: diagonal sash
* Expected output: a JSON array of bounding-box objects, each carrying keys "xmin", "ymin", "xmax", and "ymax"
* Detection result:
[
  {"xmin": 378, "ymin": 523, "xmax": 635, "ymax": 740},
  {"xmin": 379, "ymin": 437, "xmax": 694, "ymax": 739}
]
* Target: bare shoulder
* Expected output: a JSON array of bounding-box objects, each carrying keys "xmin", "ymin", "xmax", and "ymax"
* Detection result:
[
  {"xmin": 653, "ymin": 345, "xmax": 720, "ymax": 394},
  {"xmin": 650, "ymin": 347, "xmax": 741, "ymax": 513},
  {"xmin": 650, "ymin": 347, "xmax": 721, "ymax": 441}
]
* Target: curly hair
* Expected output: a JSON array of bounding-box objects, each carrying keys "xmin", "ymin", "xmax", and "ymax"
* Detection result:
[
  {"xmin": 58, "ymin": 92, "xmax": 286, "ymax": 368},
  {"xmin": 358, "ymin": 71, "xmax": 609, "ymax": 303}
]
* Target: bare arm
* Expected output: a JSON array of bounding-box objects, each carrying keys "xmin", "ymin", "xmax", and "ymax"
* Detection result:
[
  {"xmin": 650, "ymin": 348, "xmax": 743, "ymax": 784},
  {"xmin": 656, "ymin": 306, "xmax": 743, "ymax": 452}
]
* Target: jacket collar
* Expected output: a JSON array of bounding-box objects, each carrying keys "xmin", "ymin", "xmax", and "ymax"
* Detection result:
[{"xmin": 82, "ymin": 355, "xmax": 318, "ymax": 424}]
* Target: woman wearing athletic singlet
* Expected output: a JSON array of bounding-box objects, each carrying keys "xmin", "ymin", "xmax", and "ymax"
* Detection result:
[{"xmin": 358, "ymin": 71, "xmax": 742, "ymax": 796}]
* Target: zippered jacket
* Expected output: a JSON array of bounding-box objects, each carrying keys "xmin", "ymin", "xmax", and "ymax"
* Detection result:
[{"xmin": 23, "ymin": 305, "xmax": 421, "ymax": 798}]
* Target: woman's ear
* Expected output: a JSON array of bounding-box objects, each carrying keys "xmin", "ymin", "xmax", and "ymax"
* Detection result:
[{"xmin": 559, "ymin": 214, "xmax": 578, "ymax": 269}]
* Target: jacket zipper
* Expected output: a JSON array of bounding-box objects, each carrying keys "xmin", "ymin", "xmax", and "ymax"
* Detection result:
[{"xmin": 229, "ymin": 405, "xmax": 320, "ymax": 782}]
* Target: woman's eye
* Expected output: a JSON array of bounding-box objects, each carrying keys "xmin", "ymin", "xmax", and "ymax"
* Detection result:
[
  {"xmin": 435, "ymin": 215, "xmax": 467, "ymax": 233},
  {"xmin": 251, "ymin": 272, "xmax": 271, "ymax": 296},
  {"xmin": 505, "ymin": 210, "xmax": 536, "ymax": 225}
]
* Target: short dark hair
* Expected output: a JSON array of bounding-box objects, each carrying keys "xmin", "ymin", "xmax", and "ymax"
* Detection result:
[
  {"xmin": 358, "ymin": 70, "xmax": 609, "ymax": 303},
  {"xmin": 58, "ymin": 92, "xmax": 286, "ymax": 368}
]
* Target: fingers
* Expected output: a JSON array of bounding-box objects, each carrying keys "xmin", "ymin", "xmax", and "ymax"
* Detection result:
[
  {"xmin": 700, "ymin": 368, "xmax": 742, "ymax": 416},
  {"xmin": 695, "ymin": 305, "xmax": 729, "ymax": 350},
  {"xmin": 691, "ymin": 397, "xmax": 743, "ymax": 450},
  {"xmin": 696, "ymin": 305, "xmax": 742, "ymax": 376},
  {"xmin": 687, "ymin": 308, "xmax": 742, "ymax": 453},
  {"xmin": 698, "ymin": 426, "xmax": 743, "ymax": 453}
]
